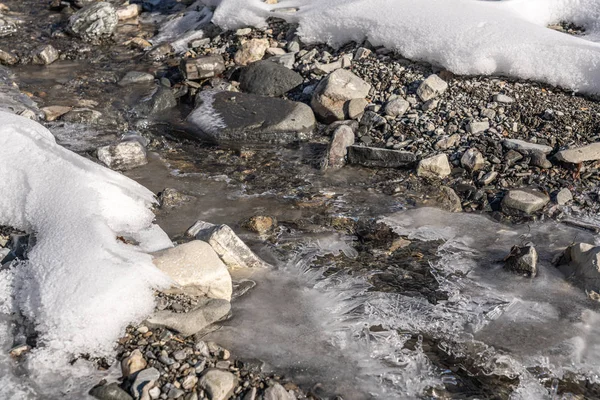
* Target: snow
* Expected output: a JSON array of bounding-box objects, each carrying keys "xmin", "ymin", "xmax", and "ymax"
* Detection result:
[
  {"xmin": 0, "ymin": 112, "xmax": 172, "ymax": 397},
  {"xmin": 211, "ymin": 0, "xmax": 600, "ymax": 94}
]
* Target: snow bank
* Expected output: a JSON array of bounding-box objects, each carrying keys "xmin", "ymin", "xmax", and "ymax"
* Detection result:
[
  {"xmin": 0, "ymin": 111, "xmax": 172, "ymax": 366},
  {"xmin": 211, "ymin": 0, "xmax": 600, "ymax": 94}
]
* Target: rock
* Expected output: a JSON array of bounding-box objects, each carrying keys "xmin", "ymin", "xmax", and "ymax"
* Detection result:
[
  {"xmin": 264, "ymin": 384, "xmax": 295, "ymax": 400},
  {"xmin": 435, "ymin": 134, "xmax": 460, "ymax": 150},
  {"xmin": 187, "ymin": 91, "xmax": 315, "ymax": 145},
  {"xmin": 502, "ymin": 189, "xmax": 549, "ymax": 214},
  {"xmin": 504, "ymin": 244, "xmax": 538, "ymax": 277},
  {"xmin": 146, "ymin": 298, "xmax": 231, "ymax": 336},
  {"xmin": 324, "ymin": 124, "xmax": 355, "ymax": 169},
  {"xmin": 556, "ymin": 188, "xmax": 573, "ymax": 205},
  {"xmin": 384, "ymin": 97, "xmax": 410, "ymax": 117},
  {"xmin": 62, "ymin": 108, "xmax": 102, "ymax": 124},
  {"xmin": 557, "ymin": 243, "xmax": 600, "ymax": 294},
  {"xmin": 311, "ymin": 69, "xmax": 371, "ymax": 123},
  {"xmin": 69, "ymin": 2, "xmax": 118, "ymax": 42},
  {"xmin": 234, "ymin": 38, "xmax": 269, "ymax": 66},
  {"xmin": 555, "ymin": 143, "xmax": 600, "ymax": 164},
  {"xmin": 239, "ymin": 61, "xmax": 303, "ymax": 96},
  {"xmin": 119, "ymin": 71, "xmax": 154, "ymax": 86},
  {"xmin": 479, "ymin": 171, "xmax": 498, "ymax": 185},
  {"xmin": 180, "ymin": 56, "xmax": 225, "ymax": 80},
  {"xmin": 122, "ymin": 350, "xmax": 147, "ymax": 378},
  {"xmin": 158, "ymin": 188, "xmax": 195, "ymax": 209},
  {"xmin": 135, "ymin": 86, "xmax": 177, "ymax": 115},
  {"xmin": 243, "ymin": 387, "xmax": 257, "ymax": 400},
  {"xmin": 0, "ymin": 49, "xmax": 17, "ymax": 65},
  {"xmin": 502, "ymin": 139, "xmax": 552, "ymax": 155},
  {"xmin": 417, "ymin": 154, "xmax": 451, "ymax": 179},
  {"xmin": 9, "ymin": 344, "xmax": 30, "ymax": 358},
  {"xmin": 182, "ymin": 375, "xmax": 198, "ymax": 391},
  {"xmin": 89, "ymin": 382, "xmax": 133, "ymax": 400},
  {"xmin": 188, "ymin": 221, "xmax": 268, "ymax": 269},
  {"xmin": 530, "ymin": 152, "xmax": 552, "ymax": 169},
  {"xmin": 97, "ymin": 141, "xmax": 147, "ymax": 171},
  {"xmin": 41, "ymin": 106, "xmax": 72, "ymax": 121},
  {"xmin": 168, "ymin": 388, "xmax": 185, "ymax": 399},
  {"xmin": 269, "ymin": 52, "xmax": 295, "ymax": 69},
  {"xmin": 244, "ymin": 216, "xmax": 277, "ymax": 234},
  {"xmin": 422, "ymin": 186, "xmax": 462, "ymax": 212},
  {"xmin": 347, "ymin": 146, "xmax": 416, "ymax": 168},
  {"xmin": 32, "ymin": 45, "xmax": 59, "ymax": 65},
  {"xmin": 152, "ymin": 241, "xmax": 232, "ymax": 301},
  {"xmin": 416, "ymin": 74, "xmax": 448, "ymax": 102},
  {"xmin": 116, "ymin": 4, "xmax": 141, "ymax": 21},
  {"xmin": 130, "ymin": 368, "xmax": 160, "ymax": 400},
  {"xmin": 355, "ymin": 47, "xmax": 371, "ymax": 60},
  {"xmin": 313, "ymin": 60, "xmax": 342, "ymax": 75},
  {"xmin": 346, "ymin": 98, "xmax": 367, "ymax": 120},
  {"xmin": 460, "ymin": 148, "xmax": 484, "ymax": 172},
  {"xmin": 466, "ymin": 120, "xmax": 489, "ymax": 134},
  {"xmin": 198, "ymin": 369, "xmax": 238, "ymax": 400},
  {"xmin": 494, "ymin": 94, "xmax": 514, "ymax": 103}
]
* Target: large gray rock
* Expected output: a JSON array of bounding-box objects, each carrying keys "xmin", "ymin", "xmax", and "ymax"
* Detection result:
[
  {"xmin": 416, "ymin": 74, "xmax": 448, "ymax": 102},
  {"xmin": 180, "ymin": 56, "xmax": 225, "ymax": 80},
  {"xmin": 187, "ymin": 91, "xmax": 315, "ymax": 144},
  {"xmin": 97, "ymin": 141, "xmax": 147, "ymax": 171},
  {"xmin": 187, "ymin": 221, "xmax": 268, "ymax": 270},
  {"xmin": 239, "ymin": 60, "xmax": 303, "ymax": 96},
  {"xmin": 89, "ymin": 382, "xmax": 133, "ymax": 400},
  {"xmin": 69, "ymin": 2, "xmax": 118, "ymax": 42},
  {"xmin": 199, "ymin": 369, "xmax": 238, "ymax": 400},
  {"xmin": 555, "ymin": 143, "xmax": 600, "ymax": 164},
  {"xmin": 502, "ymin": 189, "xmax": 549, "ymax": 214},
  {"xmin": 152, "ymin": 241, "xmax": 232, "ymax": 301},
  {"xmin": 324, "ymin": 125, "xmax": 355, "ymax": 169},
  {"xmin": 146, "ymin": 298, "xmax": 230, "ymax": 336},
  {"xmin": 504, "ymin": 244, "xmax": 538, "ymax": 277},
  {"xmin": 558, "ymin": 243, "xmax": 600, "ymax": 295},
  {"xmin": 347, "ymin": 146, "xmax": 416, "ymax": 168},
  {"xmin": 502, "ymin": 139, "xmax": 552, "ymax": 155},
  {"xmin": 417, "ymin": 154, "xmax": 451, "ymax": 178},
  {"xmin": 311, "ymin": 69, "xmax": 371, "ymax": 123}
]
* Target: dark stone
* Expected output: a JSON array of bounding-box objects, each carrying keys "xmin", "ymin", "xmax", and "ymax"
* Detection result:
[
  {"xmin": 347, "ymin": 146, "xmax": 416, "ymax": 168},
  {"xmin": 135, "ymin": 86, "xmax": 177, "ymax": 116},
  {"xmin": 504, "ymin": 244, "xmax": 538, "ymax": 277},
  {"xmin": 186, "ymin": 91, "xmax": 315, "ymax": 145},
  {"xmin": 89, "ymin": 382, "xmax": 133, "ymax": 400},
  {"xmin": 239, "ymin": 60, "xmax": 303, "ymax": 96}
]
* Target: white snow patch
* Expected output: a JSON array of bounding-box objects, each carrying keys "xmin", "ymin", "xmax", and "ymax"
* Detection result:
[
  {"xmin": 0, "ymin": 112, "xmax": 172, "ymax": 397},
  {"xmin": 211, "ymin": 0, "xmax": 600, "ymax": 94},
  {"xmin": 151, "ymin": 2, "xmax": 214, "ymax": 53}
]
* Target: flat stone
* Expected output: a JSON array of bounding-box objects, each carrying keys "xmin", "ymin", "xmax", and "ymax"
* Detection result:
[
  {"xmin": 269, "ymin": 52, "xmax": 295, "ymax": 69},
  {"xmin": 504, "ymin": 244, "xmax": 538, "ymax": 277},
  {"xmin": 502, "ymin": 189, "xmax": 549, "ymax": 214},
  {"xmin": 234, "ymin": 38, "xmax": 269, "ymax": 66},
  {"xmin": 311, "ymin": 69, "xmax": 371, "ymax": 123},
  {"xmin": 417, "ymin": 154, "xmax": 451, "ymax": 178},
  {"xmin": 152, "ymin": 241, "xmax": 232, "ymax": 301},
  {"xmin": 416, "ymin": 74, "xmax": 448, "ymax": 102},
  {"xmin": 97, "ymin": 141, "xmax": 147, "ymax": 171},
  {"xmin": 41, "ymin": 105, "xmax": 72, "ymax": 121},
  {"xmin": 347, "ymin": 146, "xmax": 416, "ymax": 168},
  {"xmin": 324, "ymin": 124, "xmax": 355, "ymax": 169},
  {"xmin": 494, "ymin": 94, "xmax": 514, "ymax": 103},
  {"xmin": 466, "ymin": 120, "xmax": 489, "ymax": 134},
  {"xmin": 119, "ymin": 71, "xmax": 154, "ymax": 86},
  {"xmin": 460, "ymin": 148, "xmax": 484, "ymax": 172},
  {"xmin": 32, "ymin": 45, "xmax": 59, "ymax": 65},
  {"xmin": 555, "ymin": 143, "xmax": 600, "ymax": 164},
  {"xmin": 239, "ymin": 60, "xmax": 303, "ymax": 96},
  {"xmin": 180, "ymin": 55, "xmax": 225, "ymax": 80},
  {"xmin": 89, "ymin": 382, "xmax": 133, "ymax": 400},
  {"xmin": 556, "ymin": 188, "xmax": 573, "ymax": 205},
  {"xmin": 69, "ymin": 2, "xmax": 118, "ymax": 42},
  {"xmin": 198, "ymin": 369, "xmax": 238, "ymax": 400},
  {"xmin": 187, "ymin": 91, "xmax": 315, "ymax": 145},
  {"xmin": 502, "ymin": 139, "xmax": 552, "ymax": 155},
  {"xmin": 146, "ymin": 298, "xmax": 230, "ymax": 336}
]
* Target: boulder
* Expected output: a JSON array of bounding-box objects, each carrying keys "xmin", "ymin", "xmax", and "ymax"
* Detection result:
[
  {"xmin": 347, "ymin": 146, "xmax": 416, "ymax": 168},
  {"xmin": 555, "ymin": 143, "xmax": 600, "ymax": 164},
  {"xmin": 416, "ymin": 74, "xmax": 448, "ymax": 102},
  {"xmin": 69, "ymin": 2, "xmax": 118, "ymax": 42},
  {"xmin": 311, "ymin": 69, "xmax": 371, "ymax": 123},
  {"xmin": 146, "ymin": 298, "xmax": 231, "ymax": 336},
  {"xmin": 504, "ymin": 244, "xmax": 538, "ymax": 277},
  {"xmin": 152, "ymin": 241, "xmax": 232, "ymax": 301},
  {"xmin": 186, "ymin": 221, "xmax": 268, "ymax": 269},
  {"xmin": 199, "ymin": 369, "xmax": 238, "ymax": 400},
  {"xmin": 324, "ymin": 124, "xmax": 355, "ymax": 169},
  {"xmin": 502, "ymin": 189, "xmax": 549, "ymax": 214},
  {"xmin": 239, "ymin": 60, "xmax": 303, "ymax": 96},
  {"xmin": 417, "ymin": 154, "xmax": 451, "ymax": 178},
  {"xmin": 180, "ymin": 56, "xmax": 225, "ymax": 80},
  {"xmin": 97, "ymin": 141, "xmax": 147, "ymax": 171},
  {"xmin": 187, "ymin": 91, "xmax": 315, "ymax": 145}
]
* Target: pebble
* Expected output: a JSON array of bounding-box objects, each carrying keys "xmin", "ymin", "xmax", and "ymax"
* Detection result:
[
  {"xmin": 556, "ymin": 188, "xmax": 573, "ymax": 205},
  {"xmin": 198, "ymin": 369, "xmax": 238, "ymax": 400},
  {"xmin": 416, "ymin": 74, "xmax": 448, "ymax": 102}
]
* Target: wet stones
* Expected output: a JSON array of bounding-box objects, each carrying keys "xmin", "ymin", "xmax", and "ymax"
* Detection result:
[
  {"xmin": 557, "ymin": 243, "xmax": 600, "ymax": 296},
  {"xmin": 158, "ymin": 188, "xmax": 195, "ymax": 209},
  {"xmin": 311, "ymin": 69, "xmax": 371, "ymax": 123},
  {"xmin": 134, "ymin": 86, "xmax": 177, "ymax": 116},
  {"xmin": 324, "ymin": 124, "xmax": 355, "ymax": 169},
  {"xmin": 504, "ymin": 244, "xmax": 538, "ymax": 277},
  {"xmin": 239, "ymin": 60, "xmax": 303, "ymax": 96},
  {"xmin": 234, "ymin": 38, "xmax": 269, "ymax": 66},
  {"xmin": 187, "ymin": 91, "xmax": 315, "ymax": 144},
  {"xmin": 0, "ymin": 49, "xmax": 17, "ymax": 65},
  {"xmin": 152, "ymin": 241, "xmax": 233, "ymax": 301},
  {"xmin": 555, "ymin": 143, "xmax": 600, "ymax": 164},
  {"xmin": 198, "ymin": 369, "xmax": 238, "ymax": 400},
  {"xmin": 244, "ymin": 216, "xmax": 277, "ymax": 234},
  {"xmin": 68, "ymin": 2, "xmax": 118, "ymax": 42},
  {"xmin": 501, "ymin": 188, "xmax": 549, "ymax": 214},
  {"xmin": 417, "ymin": 154, "xmax": 451, "ymax": 179},
  {"xmin": 97, "ymin": 141, "xmax": 148, "ymax": 171},
  {"xmin": 180, "ymin": 56, "xmax": 225, "ymax": 80},
  {"xmin": 31, "ymin": 45, "xmax": 59, "ymax": 65},
  {"xmin": 347, "ymin": 146, "xmax": 416, "ymax": 168},
  {"xmin": 416, "ymin": 74, "xmax": 448, "ymax": 102}
]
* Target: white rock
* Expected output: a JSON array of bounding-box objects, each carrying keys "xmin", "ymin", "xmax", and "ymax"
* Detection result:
[
  {"xmin": 97, "ymin": 141, "xmax": 147, "ymax": 171},
  {"xmin": 311, "ymin": 69, "xmax": 371, "ymax": 123},
  {"xmin": 556, "ymin": 188, "xmax": 573, "ymax": 205},
  {"xmin": 493, "ymin": 94, "xmax": 514, "ymax": 103},
  {"xmin": 417, "ymin": 154, "xmax": 451, "ymax": 178},
  {"xmin": 234, "ymin": 38, "xmax": 269, "ymax": 66},
  {"xmin": 466, "ymin": 120, "xmax": 489, "ymax": 134},
  {"xmin": 152, "ymin": 241, "xmax": 232, "ymax": 301},
  {"xmin": 199, "ymin": 369, "xmax": 238, "ymax": 400},
  {"xmin": 555, "ymin": 143, "xmax": 600, "ymax": 164},
  {"xmin": 384, "ymin": 97, "xmax": 410, "ymax": 117},
  {"xmin": 32, "ymin": 45, "xmax": 59, "ymax": 65},
  {"xmin": 116, "ymin": 4, "xmax": 141, "ymax": 21},
  {"xmin": 264, "ymin": 383, "xmax": 296, "ymax": 400},
  {"xmin": 460, "ymin": 148, "xmax": 484, "ymax": 171},
  {"xmin": 122, "ymin": 349, "xmax": 147, "ymax": 378},
  {"xmin": 502, "ymin": 189, "xmax": 549, "ymax": 214},
  {"xmin": 416, "ymin": 74, "xmax": 448, "ymax": 102}
]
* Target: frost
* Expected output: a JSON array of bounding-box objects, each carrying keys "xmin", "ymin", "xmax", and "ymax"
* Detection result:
[
  {"xmin": 211, "ymin": 0, "xmax": 600, "ymax": 94},
  {"xmin": 186, "ymin": 90, "xmax": 227, "ymax": 135}
]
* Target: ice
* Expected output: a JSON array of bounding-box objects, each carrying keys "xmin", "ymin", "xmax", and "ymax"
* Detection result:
[
  {"xmin": 151, "ymin": 2, "xmax": 214, "ymax": 53},
  {"xmin": 211, "ymin": 0, "xmax": 600, "ymax": 94},
  {"xmin": 0, "ymin": 111, "xmax": 172, "ymax": 397},
  {"xmin": 187, "ymin": 90, "xmax": 226, "ymax": 135}
]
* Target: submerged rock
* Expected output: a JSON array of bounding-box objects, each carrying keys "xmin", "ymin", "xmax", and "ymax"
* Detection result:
[
  {"xmin": 31, "ymin": 45, "xmax": 59, "ymax": 65},
  {"xmin": 69, "ymin": 2, "xmax": 118, "ymax": 42},
  {"xmin": 187, "ymin": 91, "xmax": 315, "ymax": 145},
  {"xmin": 158, "ymin": 188, "xmax": 195, "ymax": 209},
  {"xmin": 239, "ymin": 60, "xmax": 303, "ymax": 96},
  {"xmin": 504, "ymin": 244, "xmax": 538, "ymax": 277},
  {"xmin": 244, "ymin": 216, "xmax": 277, "ymax": 234},
  {"xmin": 324, "ymin": 124, "xmax": 355, "ymax": 169},
  {"xmin": 347, "ymin": 146, "xmax": 416, "ymax": 168},
  {"xmin": 135, "ymin": 86, "xmax": 177, "ymax": 116}
]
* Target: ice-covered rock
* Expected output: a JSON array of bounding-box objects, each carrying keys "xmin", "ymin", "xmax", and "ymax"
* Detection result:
[
  {"xmin": 555, "ymin": 143, "xmax": 600, "ymax": 164},
  {"xmin": 417, "ymin": 154, "xmax": 451, "ymax": 178},
  {"xmin": 152, "ymin": 241, "xmax": 233, "ymax": 301},
  {"xmin": 68, "ymin": 2, "xmax": 118, "ymax": 42},
  {"xmin": 504, "ymin": 244, "xmax": 538, "ymax": 277},
  {"xmin": 239, "ymin": 60, "xmax": 303, "ymax": 96},
  {"xmin": 416, "ymin": 74, "xmax": 448, "ymax": 102},
  {"xmin": 502, "ymin": 188, "xmax": 549, "ymax": 214},
  {"xmin": 97, "ymin": 141, "xmax": 148, "ymax": 171},
  {"xmin": 311, "ymin": 69, "xmax": 371, "ymax": 123}
]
